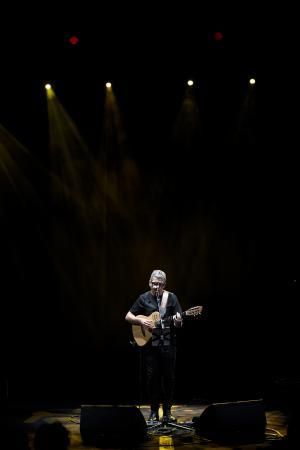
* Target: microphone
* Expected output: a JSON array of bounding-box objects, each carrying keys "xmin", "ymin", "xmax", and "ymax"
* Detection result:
[{"xmin": 155, "ymin": 288, "xmax": 160, "ymax": 307}]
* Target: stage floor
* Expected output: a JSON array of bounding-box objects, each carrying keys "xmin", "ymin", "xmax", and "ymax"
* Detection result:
[{"xmin": 10, "ymin": 402, "xmax": 288, "ymax": 449}]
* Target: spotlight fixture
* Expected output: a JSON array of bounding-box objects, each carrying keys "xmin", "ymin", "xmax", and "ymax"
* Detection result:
[
  {"xmin": 69, "ymin": 35, "xmax": 79, "ymax": 45},
  {"xmin": 65, "ymin": 32, "xmax": 80, "ymax": 46},
  {"xmin": 213, "ymin": 31, "xmax": 224, "ymax": 41}
]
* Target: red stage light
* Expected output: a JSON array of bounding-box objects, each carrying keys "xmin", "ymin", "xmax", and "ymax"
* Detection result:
[
  {"xmin": 213, "ymin": 31, "xmax": 223, "ymax": 41},
  {"xmin": 69, "ymin": 35, "xmax": 79, "ymax": 45}
]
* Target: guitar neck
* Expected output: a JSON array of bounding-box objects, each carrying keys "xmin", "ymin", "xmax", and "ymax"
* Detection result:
[{"xmin": 161, "ymin": 307, "xmax": 200, "ymax": 324}]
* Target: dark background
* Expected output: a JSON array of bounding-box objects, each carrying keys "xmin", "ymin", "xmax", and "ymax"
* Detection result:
[{"xmin": 0, "ymin": 30, "xmax": 297, "ymax": 408}]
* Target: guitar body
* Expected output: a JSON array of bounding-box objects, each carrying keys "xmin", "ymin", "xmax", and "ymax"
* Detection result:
[
  {"xmin": 132, "ymin": 312, "xmax": 160, "ymax": 347},
  {"xmin": 132, "ymin": 306, "xmax": 202, "ymax": 347}
]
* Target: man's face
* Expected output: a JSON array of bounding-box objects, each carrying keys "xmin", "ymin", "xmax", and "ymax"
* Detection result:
[{"xmin": 149, "ymin": 277, "xmax": 165, "ymax": 296}]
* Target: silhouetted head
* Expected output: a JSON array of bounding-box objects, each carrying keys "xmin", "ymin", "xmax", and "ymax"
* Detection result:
[
  {"xmin": 34, "ymin": 421, "xmax": 69, "ymax": 450},
  {"xmin": 6, "ymin": 421, "xmax": 29, "ymax": 450}
]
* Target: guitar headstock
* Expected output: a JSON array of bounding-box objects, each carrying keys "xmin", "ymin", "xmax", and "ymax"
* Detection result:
[{"xmin": 185, "ymin": 306, "xmax": 203, "ymax": 317}]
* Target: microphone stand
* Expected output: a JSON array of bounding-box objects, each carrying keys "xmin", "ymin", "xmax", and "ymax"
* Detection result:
[{"xmin": 147, "ymin": 289, "xmax": 192, "ymax": 432}]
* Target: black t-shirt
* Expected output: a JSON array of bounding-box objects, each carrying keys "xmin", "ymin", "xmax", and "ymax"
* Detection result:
[
  {"xmin": 130, "ymin": 290, "xmax": 182, "ymax": 346},
  {"xmin": 130, "ymin": 290, "xmax": 182, "ymax": 318}
]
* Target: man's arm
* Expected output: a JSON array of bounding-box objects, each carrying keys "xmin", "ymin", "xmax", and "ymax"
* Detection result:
[
  {"xmin": 125, "ymin": 311, "xmax": 141, "ymax": 325},
  {"xmin": 173, "ymin": 295, "xmax": 183, "ymax": 327},
  {"xmin": 125, "ymin": 311, "xmax": 153, "ymax": 328}
]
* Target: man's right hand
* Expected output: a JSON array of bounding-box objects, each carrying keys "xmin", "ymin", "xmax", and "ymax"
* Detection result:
[{"xmin": 140, "ymin": 318, "xmax": 153, "ymax": 329}]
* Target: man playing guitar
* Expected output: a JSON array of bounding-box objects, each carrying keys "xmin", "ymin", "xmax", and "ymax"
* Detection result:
[{"xmin": 125, "ymin": 269, "xmax": 201, "ymax": 423}]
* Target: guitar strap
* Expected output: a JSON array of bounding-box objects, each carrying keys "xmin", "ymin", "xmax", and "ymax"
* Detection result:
[
  {"xmin": 158, "ymin": 290, "xmax": 169, "ymax": 328},
  {"xmin": 161, "ymin": 290, "xmax": 169, "ymax": 311}
]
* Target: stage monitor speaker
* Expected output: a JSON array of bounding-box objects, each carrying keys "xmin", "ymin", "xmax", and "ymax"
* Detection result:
[
  {"xmin": 193, "ymin": 399, "xmax": 266, "ymax": 442},
  {"xmin": 80, "ymin": 405, "xmax": 147, "ymax": 446}
]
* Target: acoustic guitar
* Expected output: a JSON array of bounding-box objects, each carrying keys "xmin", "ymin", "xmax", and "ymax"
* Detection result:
[{"xmin": 132, "ymin": 306, "xmax": 202, "ymax": 347}]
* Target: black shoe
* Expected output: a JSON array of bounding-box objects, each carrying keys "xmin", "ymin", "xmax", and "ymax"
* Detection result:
[
  {"xmin": 162, "ymin": 413, "xmax": 177, "ymax": 423},
  {"xmin": 148, "ymin": 410, "xmax": 159, "ymax": 421}
]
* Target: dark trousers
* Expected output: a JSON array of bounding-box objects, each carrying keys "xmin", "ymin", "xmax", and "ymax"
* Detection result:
[{"xmin": 144, "ymin": 345, "xmax": 176, "ymax": 413}]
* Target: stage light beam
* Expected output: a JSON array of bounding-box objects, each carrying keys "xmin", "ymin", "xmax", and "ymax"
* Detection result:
[{"xmin": 45, "ymin": 84, "xmax": 55, "ymax": 100}]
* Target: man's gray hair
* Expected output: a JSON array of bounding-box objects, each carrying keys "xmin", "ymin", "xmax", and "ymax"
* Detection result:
[{"xmin": 149, "ymin": 269, "xmax": 167, "ymax": 284}]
